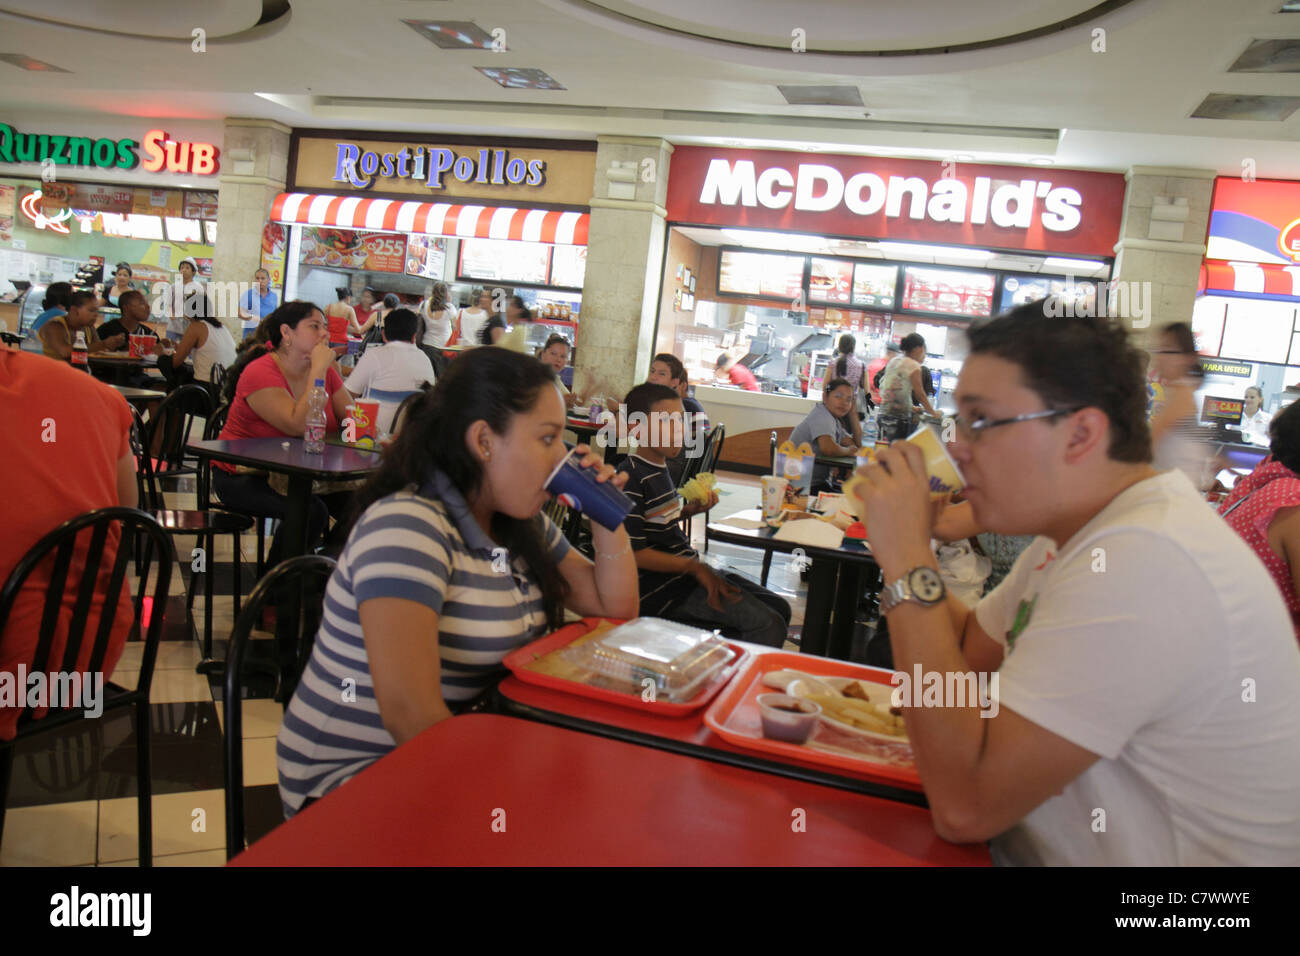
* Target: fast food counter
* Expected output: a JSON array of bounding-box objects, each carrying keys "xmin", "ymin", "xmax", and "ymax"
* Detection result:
[{"xmin": 695, "ymin": 384, "xmax": 816, "ymax": 470}]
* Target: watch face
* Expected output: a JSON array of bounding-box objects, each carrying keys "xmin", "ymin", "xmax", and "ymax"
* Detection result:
[{"xmin": 908, "ymin": 567, "xmax": 945, "ymax": 603}]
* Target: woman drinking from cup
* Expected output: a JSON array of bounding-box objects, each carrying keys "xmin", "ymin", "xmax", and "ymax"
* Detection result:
[{"xmin": 276, "ymin": 347, "xmax": 638, "ymax": 814}]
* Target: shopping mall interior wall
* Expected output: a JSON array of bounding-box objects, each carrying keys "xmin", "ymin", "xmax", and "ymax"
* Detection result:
[{"xmin": 656, "ymin": 227, "xmax": 703, "ymax": 351}]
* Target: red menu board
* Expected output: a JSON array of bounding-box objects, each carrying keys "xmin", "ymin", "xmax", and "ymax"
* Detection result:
[
  {"xmin": 901, "ymin": 266, "xmax": 995, "ymax": 317},
  {"xmin": 808, "ymin": 257, "xmax": 853, "ymax": 303},
  {"xmin": 302, "ymin": 228, "xmax": 408, "ymax": 273}
]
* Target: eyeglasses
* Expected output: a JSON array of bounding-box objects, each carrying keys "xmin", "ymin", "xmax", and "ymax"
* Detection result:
[{"xmin": 952, "ymin": 407, "xmax": 1081, "ymax": 442}]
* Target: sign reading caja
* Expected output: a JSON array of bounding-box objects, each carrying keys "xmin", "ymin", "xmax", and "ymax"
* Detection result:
[
  {"xmin": 333, "ymin": 141, "xmax": 545, "ymax": 190},
  {"xmin": 0, "ymin": 122, "xmax": 218, "ymax": 175}
]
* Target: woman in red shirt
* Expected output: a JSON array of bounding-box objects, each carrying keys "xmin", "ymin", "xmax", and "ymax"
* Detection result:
[
  {"xmin": 213, "ymin": 301, "xmax": 355, "ymax": 561},
  {"xmin": 1219, "ymin": 400, "xmax": 1300, "ymax": 642}
]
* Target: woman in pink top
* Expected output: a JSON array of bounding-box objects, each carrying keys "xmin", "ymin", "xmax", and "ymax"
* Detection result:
[
  {"xmin": 213, "ymin": 301, "xmax": 355, "ymax": 561},
  {"xmin": 1219, "ymin": 400, "xmax": 1300, "ymax": 641}
]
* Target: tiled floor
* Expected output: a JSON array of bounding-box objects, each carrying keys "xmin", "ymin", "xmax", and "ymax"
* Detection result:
[{"xmin": 0, "ymin": 466, "xmax": 820, "ymax": 867}]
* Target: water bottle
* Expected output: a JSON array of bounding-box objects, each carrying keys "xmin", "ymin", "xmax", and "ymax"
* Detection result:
[
  {"xmin": 304, "ymin": 378, "xmax": 327, "ymax": 454},
  {"xmin": 71, "ymin": 330, "xmax": 89, "ymax": 370},
  {"xmin": 863, "ymin": 411, "xmax": 879, "ymax": 446}
]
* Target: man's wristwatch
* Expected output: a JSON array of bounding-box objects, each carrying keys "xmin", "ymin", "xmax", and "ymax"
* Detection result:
[{"xmin": 878, "ymin": 566, "xmax": 946, "ymax": 615}]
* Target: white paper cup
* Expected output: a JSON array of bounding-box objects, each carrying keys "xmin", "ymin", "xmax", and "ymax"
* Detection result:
[{"xmin": 761, "ymin": 475, "xmax": 789, "ymax": 520}]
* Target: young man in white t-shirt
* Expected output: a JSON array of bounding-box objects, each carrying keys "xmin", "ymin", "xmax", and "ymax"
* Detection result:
[
  {"xmin": 850, "ymin": 300, "xmax": 1300, "ymax": 865},
  {"xmin": 344, "ymin": 308, "xmax": 436, "ymax": 434}
]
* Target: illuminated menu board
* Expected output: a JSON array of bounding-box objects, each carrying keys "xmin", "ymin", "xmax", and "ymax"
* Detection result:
[
  {"xmin": 718, "ymin": 250, "xmax": 804, "ymax": 299},
  {"xmin": 901, "ymin": 266, "xmax": 995, "ymax": 317},
  {"xmin": 459, "ymin": 238, "xmax": 551, "ymax": 284},
  {"xmin": 1218, "ymin": 299, "xmax": 1295, "ymax": 364},
  {"xmin": 851, "ymin": 263, "xmax": 897, "ymax": 309},
  {"xmin": 808, "ymin": 257, "xmax": 854, "ymax": 304}
]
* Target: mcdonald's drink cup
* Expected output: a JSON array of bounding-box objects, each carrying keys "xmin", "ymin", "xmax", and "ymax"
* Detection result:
[
  {"xmin": 544, "ymin": 448, "xmax": 633, "ymax": 532},
  {"xmin": 761, "ymin": 475, "xmax": 789, "ymax": 520},
  {"xmin": 128, "ymin": 335, "xmax": 152, "ymax": 358},
  {"xmin": 902, "ymin": 424, "xmax": 966, "ymax": 497},
  {"xmin": 350, "ymin": 400, "xmax": 380, "ymax": 441}
]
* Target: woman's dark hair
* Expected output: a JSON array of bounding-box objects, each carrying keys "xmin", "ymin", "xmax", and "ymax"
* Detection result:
[
  {"xmin": 336, "ymin": 287, "xmax": 351, "ymax": 301},
  {"xmin": 347, "ymin": 349, "xmax": 571, "ymax": 627},
  {"xmin": 507, "ymin": 295, "xmax": 530, "ymax": 320},
  {"xmin": 222, "ymin": 301, "xmax": 321, "ymax": 404},
  {"xmin": 1270, "ymin": 401, "xmax": 1300, "ymax": 473},
  {"xmin": 42, "ymin": 281, "xmax": 73, "ymax": 311},
  {"xmin": 1160, "ymin": 322, "xmax": 1204, "ymax": 380},
  {"xmin": 67, "ymin": 290, "xmax": 97, "ymax": 311},
  {"xmin": 384, "ymin": 308, "xmax": 419, "ymax": 342},
  {"xmin": 966, "ymin": 298, "xmax": 1151, "ymax": 463},
  {"xmin": 900, "ymin": 333, "xmax": 926, "ymax": 355},
  {"xmin": 113, "ymin": 262, "xmax": 132, "ymax": 277},
  {"xmin": 835, "ymin": 334, "xmax": 856, "ymax": 379},
  {"xmin": 542, "ymin": 333, "xmax": 569, "ymax": 352},
  {"xmin": 919, "ymin": 364, "xmax": 937, "ymax": 397},
  {"xmin": 382, "ymin": 293, "xmax": 399, "ymax": 310},
  {"xmin": 652, "ymin": 352, "xmax": 686, "ymax": 383},
  {"xmin": 824, "ymin": 377, "xmax": 852, "ymax": 397}
]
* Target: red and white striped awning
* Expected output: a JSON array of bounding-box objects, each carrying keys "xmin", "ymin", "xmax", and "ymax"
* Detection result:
[
  {"xmin": 1201, "ymin": 259, "xmax": 1300, "ymax": 299},
  {"xmin": 268, "ymin": 192, "xmax": 588, "ymax": 245}
]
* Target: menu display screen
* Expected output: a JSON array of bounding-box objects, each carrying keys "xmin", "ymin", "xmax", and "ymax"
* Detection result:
[
  {"xmin": 551, "ymin": 245, "xmax": 587, "ymax": 288},
  {"xmin": 459, "ymin": 238, "xmax": 551, "ymax": 284},
  {"xmin": 999, "ymin": 274, "xmax": 1098, "ymax": 314},
  {"xmin": 901, "ymin": 266, "xmax": 995, "ymax": 317},
  {"xmin": 808, "ymin": 257, "xmax": 854, "ymax": 304},
  {"xmin": 1218, "ymin": 299, "xmax": 1294, "ymax": 364},
  {"xmin": 718, "ymin": 250, "xmax": 804, "ymax": 300},
  {"xmin": 851, "ymin": 263, "xmax": 898, "ymax": 309},
  {"xmin": 404, "ymin": 234, "xmax": 447, "ymax": 279}
]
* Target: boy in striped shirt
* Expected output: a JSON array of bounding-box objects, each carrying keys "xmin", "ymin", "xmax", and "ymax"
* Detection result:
[{"xmin": 617, "ymin": 383, "xmax": 790, "ymax": 646}]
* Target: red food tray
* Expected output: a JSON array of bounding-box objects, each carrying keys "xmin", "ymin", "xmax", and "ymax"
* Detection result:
[
  {"xmin": 703, "ymin": 652, "xmax": 922, "ymax": 790},
  {"xmin": 503, "ymin": 618, "xmax": 750, "ymax": 717}
]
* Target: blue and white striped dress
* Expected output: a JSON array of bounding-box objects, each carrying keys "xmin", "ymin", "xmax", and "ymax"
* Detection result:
[{"xmin": 276, "ymin": 468, "xmax": 570, "ymax": 815}]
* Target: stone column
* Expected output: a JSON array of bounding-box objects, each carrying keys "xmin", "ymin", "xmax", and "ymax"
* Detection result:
[
  {"xmin": 573, "ymin": 136, "xmax": 674, "ymax": 402},
  {"xmin": 1110, "ymin": 166, "xmax": 1215, "ymax": 345},
  {"xmin": 212, "ymin": 118, "xmax": 292, "ymax": 336}
]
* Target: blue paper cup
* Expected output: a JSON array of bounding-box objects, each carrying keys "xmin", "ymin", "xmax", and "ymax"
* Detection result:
[{"xmin": 544, "ymin": 448, "xmax": 633, "ymax": 531}]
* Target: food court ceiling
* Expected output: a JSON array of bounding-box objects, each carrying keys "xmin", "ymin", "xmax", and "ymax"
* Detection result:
[{"xmin": 1, "ymin": 0, "xmax": 1300, "ymax": 175}]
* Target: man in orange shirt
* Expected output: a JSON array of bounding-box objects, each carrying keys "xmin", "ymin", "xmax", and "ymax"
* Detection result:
[{"xmin": 0, "ymin": 349, "xmax": 138, "ymax": 740}]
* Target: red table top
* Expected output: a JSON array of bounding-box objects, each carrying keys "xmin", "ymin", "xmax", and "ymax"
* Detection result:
[
  {"xmin": 497, "ymin": 646, "xmax": 922, "ymax": 797},
  {"xmin": 231, "ymin": 714, "xmax": 987, "ymax": 866}
]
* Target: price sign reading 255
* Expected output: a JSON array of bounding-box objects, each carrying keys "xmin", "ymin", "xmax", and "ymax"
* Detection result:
[{"xmin": 365, "ymin": 236, "xmax": 406, "ymax": 258}]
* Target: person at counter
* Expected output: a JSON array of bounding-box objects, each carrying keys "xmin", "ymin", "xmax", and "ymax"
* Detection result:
[
  {"xmin": 715, "ymin": 352, "xmax": 759, "ymax": 392},
  {"xmin": 352, "ymin": 287, "xmax": 378, "ymax": 333},
  {"xmin": 878, "ymin": 333, "xmax": 937, "ymax": 442},
  {"xmin": 481, "ymin": 295, "xmax": 532, "ymax": 348},
  {"xmin": 867, "ymin": 344, "xmax": 896, "ymax": 407},
  {"xmin": 823, "ymin": 334, "xmax": 867, "ymax": 415},
  {"xmin": 790, "ymin": 377, "xmax": 862, "ymax": 493},
  {"xmin": 166, "ymin": 257, "xmax": 206, "ymax": 343},
  {"xmin": 30, "ymin": 281, "xmax": 73, "ymax": 334},
  {"xmin": 238, "ymin": 269, "xmax": 278, "ymax": 322},
  {"xmin": 849, "ymin": 299, "xmax": 1300, "ymax": 865},
  {"xmin": 458, "ymin": 288, "xmax": 493, "ymax": 347},
  {"xmin": 325, "ymin": 288, "xmax": 357, "ymax": 355},
  {"xmin": 100, "ymin": 263, "xmax": 136, "ymax": 308},
  {"xmin": 419, "ymin": 282, "xmax": 456, "ymax": 349},
  {"xmin": 1218, "ymin": 400, "xmax": 1300, "ymax": 641},
  {"xmin": 1241, "ymin": 386, "xmax": 1271, "ymax": 446},
  {"xmin": 39, "ymin": 291, "xmax": 124, "ymax": 360}
]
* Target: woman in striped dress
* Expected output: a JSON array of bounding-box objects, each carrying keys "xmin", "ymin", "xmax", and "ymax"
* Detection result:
[{"xmin": 277, "ymin": 348, "xmax": 639, "ymax": 815}]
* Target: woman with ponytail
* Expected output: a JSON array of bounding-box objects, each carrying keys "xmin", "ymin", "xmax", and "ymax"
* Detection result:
[
  {"xmin": 823, "ymin": 334, "xmax": 866, "ymax": 417},
  {"xmin": 276, "ymin": 348, "xmax": 639, "ymax": 815},
  {"xmin": 212, "ymin": 301, "xmax": 354, "ymax": 560}
]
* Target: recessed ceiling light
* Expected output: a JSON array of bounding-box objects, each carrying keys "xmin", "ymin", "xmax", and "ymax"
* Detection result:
[
  {"xmin": 953, "ymin": 153, "xmax": 975, "ymax": 161},
  {"xmin": 1042, "ymin": 256, "xmax": 1106, "ymax": 273},
  {"xmin": 1030, "ymin": 157, "xmax": 1055, "ymax": 166}
]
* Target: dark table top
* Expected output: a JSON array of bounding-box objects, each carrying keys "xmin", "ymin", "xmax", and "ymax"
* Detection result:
[
  {"xmin": 186, "ymin": 436, "xmax": 383, "ymax": 479},
  {"xmin": 109, "ymin": 384, "xmax": 167, "ymax": 404},
  {"xmin": 229, "ymin": 714, "xmax": 986, "ymax": 866},
  {"xmin": 708, "ymin": 508, "xmax": 876, "ymax": 564}
]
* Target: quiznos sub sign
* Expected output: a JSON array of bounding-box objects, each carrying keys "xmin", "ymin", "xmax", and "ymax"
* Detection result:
[
  {"xmin": 0, "ymin": 122, "xmax": 219, "ymax": 174},
  {"xmin": 333, "ymin": 142, "xmax": 546, "ymax": 190}
]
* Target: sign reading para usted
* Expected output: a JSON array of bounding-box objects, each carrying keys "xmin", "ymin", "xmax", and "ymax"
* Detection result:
[{"xmin": 666, "ymin": 146, "xmax": 1127, "ymax": 258}]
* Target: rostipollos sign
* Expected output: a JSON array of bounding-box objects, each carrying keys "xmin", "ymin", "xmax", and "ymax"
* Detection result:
[{"xmin": 0, "ymin": 122, "xmax": 219, "ymax": 175}]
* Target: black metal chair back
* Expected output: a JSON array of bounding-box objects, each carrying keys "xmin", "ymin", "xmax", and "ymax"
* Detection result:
[
  {"xmin": 698, "ymin": 423, "xmax": 726, "ymax": 475},
  {"xmin": 223, "ymin": 554, "xmax": 336, "ymax": 860},
  {"xmin": 207, "ymin": 363, "xmax": 227, "ymax": 404},
  {"xmin": 205, "ymin": 402, "xmax": 231, "ymax": 440},
  {"xmin": 148, "ymin": 383, "xmax": 212, "ymax": 478},
  {"xmin": 0, "ymin": 507, "xmax": 173, "ymax": 865}
]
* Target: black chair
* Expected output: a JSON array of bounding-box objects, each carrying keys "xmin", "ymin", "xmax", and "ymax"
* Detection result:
[
  {"xmin": 761, "ymin": 430, "xmax": 778, "ymax": 586},
  {"xmin": 223, "ymin": 554, "xmax": 335, "ymax": 860},
  {"xmin": 0, "ymin": 507, "xmax": 173, "ymax": 866},
  {"xmin": 130, "ymin": 406, "xmax": 254, "ymax": 660},
  {"xmin": 204, "ymin": 403, "xmax": 271, "ymax": 578},
  {"xmin": 207, "ymin": 363, "xmax": 227, "ymax": 407},
  {"xmin": 689, "ymin": 423, "xmax": 726, "ymax": 551},
  {"xmin": 146, "ymin": 383, "xmax": 212, "ymax": 483}
]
